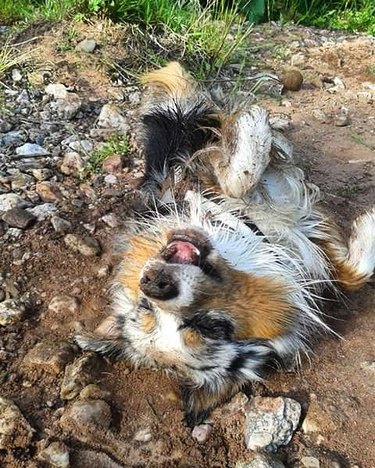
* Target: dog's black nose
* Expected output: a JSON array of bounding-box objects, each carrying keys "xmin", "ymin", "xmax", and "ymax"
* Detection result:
[{"xmin": 140, "ymin": 266, "xmax": 179, "ymax": 300}]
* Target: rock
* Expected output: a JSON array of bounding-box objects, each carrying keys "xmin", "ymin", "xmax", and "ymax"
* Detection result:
[
  {"xmin": 301, "ymin": 457, "xmax": 320, "ymax": 468},
  {"xmin": 97, "ymin": 265, "xmax": 110, "ymax": 278},
  {"xmin": 27, "ymin": 203, "xmax": 57, "ymax": 221},
  {"xmin": 102, "ymin": 154, "xmax": 123, "ymax": 173},
  {"xmin": 36, "ymin": 182, "xmax": 62, "ymax": 203},
  {"xmin": 333, "ymin": 107, "xmax": 350, "ymax": 127},
  {"xmin": 10, "ymin": 171, "xmax": 35, "ymax": 190},
  {"xmin": 312, "ymin": 109, "xmax": 330, "ymax": 124},
  {"xmin": 60, "ymin": 151, "xmax": 85, "ymax": 176},
  {"xmin": 0, "ymin": 130, "xmax": 26, "ymax": 147},
  {"xmin": 11, "ymin": 68, "xmax": 22, "ymax": 82},
  {"xmin": 191, "ymin": 423, "xmax": 212, "ymax": 443},
  {"xmin": 291, "ymin": 53, "xmax": 305, "ymax": 67},
  {"xmin": 60, "ymin": 354, "xmax": 97, "ymax": 400},
  {"xmin": 60, "ymin": 399, "xmax": 111, "ymax": 429},
  {"xmin": 51, "ymin": 93, "xmax": 82, "ymax": 120},
  {"xmin": 101, "ymin": 213, "xmax": 119, "ymax": 228},
  {"xmin": 0, "ymin": 193, "xmax": 25, "ymax": 212},
  {"xmin": 48, "ymin": 295, "xmax": 79, "ymax": 314},
  {"xmin": 16, "ymin": 89, "xmax": 30, "ymax": 104},
  {"xmin": 32, "ymin": 168, "xmax": 53, "ymax": 181},
  {"xmin": 360, "ymin": 360, "xmax": 375, "ymax": 372},
  {"xmin": 38, "ymin": 441, "xmax": 70, "ymax": 468},
  {"xmin": 0, "ymin": 119, "xmax": 12, "ymax": 133},
  {"xmin": 0, "ymin": 299, "xmax": 26, "ymax": 326},
  {"xmin": 282, "ymin": 69, "xmax": 303, "ymax": 91},
  {"xmin": 79, "ymin": 384, "xmax": 110, "ymax": 400},
  {"xmin": 244, "ymin": 396, "xmax": 301, "ymax": 452},
  {"xmin": 302, "ymin": 397, "xmax": 336, "ymax": 434},
  {"xmin": 134, "ymin": 427, "xmax": 152, "ymax": 442},
  {"xmin": 104, "ymin": 174, "xmax": 117, "ymax": 185},
  {"xmin": 15, "ymin": 143, "xmax": 49, "ymax": 157},
  {"xmin": 356, "ymin": 91, "xmax": 373, "ymax": 104},
  {"xmin": 76, "ymin": 38, "xmax": 97, "ymax": 53},
  {"xmin": 97, "ymin": 104, "xmax": 128, "ymax": 134},
  {"xmin": 23, "ymin": 340, "xmax": 75, "ymax": 374},
  {"xmin": 71, "ymin": 450, "xmax": 122, "ymax": 468},
  {"xmin": 68, "ymin": 139, "xmax": 93, "ymax": 153},
  {"xmin": 45, "ymin": 83, "xmax": 68, "ymax": 99},
  {"xmin": 236, "ymin": 454, "xmax": 285, "ymax": 468},
  {"xmin": 269, "ymin": 115, "xmax": 291, "ymax": 131},
  {"xmin": 64, "ymin": 234, "xmax": 101, "ymax": 256},
  {"xmin": 220, "ymin": 392, "xmax": 249, "ymax": 418},
  {"xmin": 0, "ymin": 397, "xmax": 34, "ymax": 449},
  {"xmin": 2, "ymin": 207, "xmax": 36, "ymax": 229},
  {"xmin": 51, "ymin": 216, "xmax": 72, "ymax": 234}
]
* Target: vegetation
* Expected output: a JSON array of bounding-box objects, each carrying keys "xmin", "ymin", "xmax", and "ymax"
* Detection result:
[{"xmin": 87, "ymin": 133, "xmax": 129, "ymax": 174}]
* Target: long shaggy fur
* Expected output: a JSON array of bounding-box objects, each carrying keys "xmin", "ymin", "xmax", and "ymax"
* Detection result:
[{"xmin": 76, "ymin": 62, "xmax": 375, "ymax": 428}]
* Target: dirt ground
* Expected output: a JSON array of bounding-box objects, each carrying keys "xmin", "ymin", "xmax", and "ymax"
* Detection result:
[{"xmin": 0, "ymin": 21, "xmax": 374, "ymax": 468}]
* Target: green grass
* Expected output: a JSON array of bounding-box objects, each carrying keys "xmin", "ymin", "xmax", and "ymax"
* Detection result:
[{"xmin": 87, "ymin": 132, "xmax": 129, "ymax": 174}]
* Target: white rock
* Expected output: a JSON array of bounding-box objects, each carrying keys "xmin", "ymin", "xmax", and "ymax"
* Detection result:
[
  {"xmin": 76, "ymin": 39, "xmax": 96, "ymax": 53},
  {"xmin": 101, "ymin": 213, "xmax": 119, "ymax": 228},
  {"xmin": 134, "ymin": 427, "xmax": 152, "ymax": 442},
  {"xmin": 301, "ymin": 457, "xmax": 320, "ymax": 468},
  {"xmin": 0, "ymin": 397, "xmax": 34, "ymax": 449},
  {"xmin": 38, "ymin": 441, "xmax": 70, "ymax": 468},
  {"xmin": 15, "ymin": 143, "xmax": 49, "ymax": 157},
  {"xmin": 0, "ymin": 299, "xmax": 26, "ymax": 326},
  {"xmin": 244, "ymin": 396, "xmax": 301, "ymax": 452},
  {"xmin": 27, "ymin": 203, "xmax": 57, "ymax": 221},
  {"xmin": 51, "ymin": 93, "xmax": 82, "ymax": 120},
  {"xmin": 0, "ymin": 194, "xmax": 25, "ymax": 213},
  {"xmin": 60, "ymin": 151, "xmax": 85, "ymax": 175},
  {"xmin": 236, "ymin": 454, "xmax": 285, "ymax": 468},
  {"xmin": 11, "ymin": 68, "xmax": 22, "ymax": 82},
  {"xmin": 97, "ymin": 104, "xmax": 128, "ymax": 134},
  {"xmin": 68, "ymin": 139, "xmax": 93, "ymax": 153},
  {"xmin": 51, "ymin": 216, "xmax": 72, "ymax": 234},
  {"xmin": 104, "ymin": 174, "xmax": 117, "ymax": 185},
  {"xmin": 45, "ymin": 83, "xmax": 68, "ymax": 99},
  {"xmin": 64, "ymin": 234, "xmax": 101, "ymax": 256},
  {"xmin": 48, "ymin": 295, "xmax": 79, "ymax": 314},
  {"xmin": 191, "ymin": 423, "xmax": 212, "ymax": 443},
  {"xmin": 60, "ymin": 399, "xmax": 111, "ymax": 429}
]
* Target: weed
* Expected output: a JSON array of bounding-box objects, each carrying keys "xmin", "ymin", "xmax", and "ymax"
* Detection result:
[
  {"xmin": 87, "ymin": 133, "xmax": 129, "ymax": 174},
  {"xmin": 336, "ymin": 183, "xmax": 359, "ymax": 198},
  {"xmin": 57, "ymin": 26, "xmax": 79, "ymax": 52},
  {"xmin": 0, "ymin": 40, "xmax": 34, "ymax": 80}
]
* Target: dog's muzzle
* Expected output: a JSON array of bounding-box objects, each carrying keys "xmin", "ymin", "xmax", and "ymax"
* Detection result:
[{"xmin": 140, "ymin": 264, "xmax": 179, "ymax": 300}]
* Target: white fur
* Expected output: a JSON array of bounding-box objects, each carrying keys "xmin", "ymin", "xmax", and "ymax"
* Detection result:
[{"xmin": 347, "ymin": 208, "xmax": 375, "ymax": 278}]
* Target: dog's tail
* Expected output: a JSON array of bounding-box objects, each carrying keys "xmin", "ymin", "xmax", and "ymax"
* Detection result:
[
  {"xmin": 138, "ymin": 62, "xmax": 219, "ymax": 190},
  {"xmin": 322, "ymin": 208, "xmax": 375, "ymax": 291}
]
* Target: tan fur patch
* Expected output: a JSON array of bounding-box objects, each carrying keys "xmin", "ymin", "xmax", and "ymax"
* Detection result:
[
  {"xmin": 140, "ymin": 312, "xmax": 156, "ymax": 334},
  {"xmin": 182, "ymin": 329, "xmax": 203, "ymax": 349},
  {"xmin": 119, "ymin": 234, "xmax": 165, "ymax": 300},
  {"xmin": 141, "ymin": 61, "xmax": 195, "ymax": 97}
]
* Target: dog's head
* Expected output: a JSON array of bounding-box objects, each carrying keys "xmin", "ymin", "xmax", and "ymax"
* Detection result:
[{"xmin": 118, "ymin": 223, "xmax": 293, "ymax": 340}]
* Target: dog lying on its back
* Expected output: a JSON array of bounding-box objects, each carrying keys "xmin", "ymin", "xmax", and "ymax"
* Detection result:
[{"xmin": 76, "ymin": 62, "xmax": 375, "ymax": 428}]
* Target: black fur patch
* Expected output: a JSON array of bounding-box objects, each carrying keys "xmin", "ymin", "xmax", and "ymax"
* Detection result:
[{"xmin": 180, "ymin": 310, "xmax": 234, "ymax": 340}]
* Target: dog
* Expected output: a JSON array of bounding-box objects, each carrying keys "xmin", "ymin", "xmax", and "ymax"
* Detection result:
[{"xmin": 76, "ymin": 62, "xmax": 375, "ymax": 429}]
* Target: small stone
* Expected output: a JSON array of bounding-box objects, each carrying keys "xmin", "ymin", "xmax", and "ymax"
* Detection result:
[
  {"xmin": 27, "ymin": 203, "xmax": 57, "ymax": 221},
  {"xmin": 312, "ymin": 109, "xmax": 330, "ymax": 124},
  {"xmin": 76, "ymin": 38, "xmax": 97, "ymax": 53},
  {"xmin": 79, "ymin": 384, "xmax": 110, "ymax": 400},
  {"xmin": 68, "ymin": 139, "xmax": 93, "ymax": 153},
  {"xmin": 38, "ymin": 441, "xmax": 70, "ymax": 468},
  {"xmin": 301, "ymin": 457, "xmax": 320, "ymax": 468},
  {"xmin": 60, "ymin": 151, "xmax": 85, "ymax": 176},
  {"xmin": 36, "ymin": 182, "xmax": 62, "ymax": 203},
  {"xmin": 302, "ymin": 398, "xmax": 336, "ymax": 434},
  {"xmin": 48, "ymin": 295, "xmax": 79, "ymax": 314},
  {"xmin": 104, "ymin": 174, "xmax": 117, "ymax": 185},
  {"xmin": 15, "ymin": 143, "xmax": 49, "ymax": 157},
  {"xmin": 60, "ymin": 354, "xmax": 97, "ymax": 400},
  {"xmin": 333, "ymin": 107, "xmax": 350, "ymax": 127},
  {"xmin": 97, "ymin": 104, "xmax": 128, "ymax": 134},
  {"xmin": 51, "ymin": 93, "xmax": 82, "ymax": 120},
  {"xmin": 236, "ymin": 454, "xmax": 285, "ymax": 468},
  {"xmin": 102, "ymin": 154, "xmax": 123, "ymax": 173},
  {"xmin": 23, "ymin": 341, "xmax": 75, "ymax": 374},
  {"xmin": 32, "ymin": 169, "xmax": 53, "ymax": 181},
  {"xmin": 72, "ymin": 450, "xmax": 122, "ymax": 467},
  {"xmin": 0, "ymin": 119, "xmax": 12, "ymax": 133},
  {"xmin": 360, "ymin": 360, "xmax": 375, "ymax": 372},
  {"xmin": 356, "ymin": 92, "xmax": 373, "ymax": 104},
  {"xmin": 291, "ymin": 53, "xmax": 305, "ymax": 67},
  {"xmin": 60, "ymin": 399, "xmax": 111, "ymax": 429},
  {"xmin": 2, "ymin": 207, "xmax": 36, "ymax": 229},
  {"xmin": 0, "ymin": 130, "xmax": 26, "ymax": 147},
  {"xmin": 244, "ymin": 396, "xmax": 301, "ymax": 452},
  {"xmin": 64, "ymin": 234, "xmax": 101, "ymax": 256},
  {"xmin": 282, "ymin": 69, "xmax": 303, "ymax": 91},
  {"xmin": 10, "ymin": 171, "xmax": 35, "ymax": 190},
  {"xmin": 16, "ymin": 89, "xmax": 29, "ymax": 104},
  {"xmin": 134, "ymin": 427, "xmax": 152, "ymax": 442},
  {"xmin": 0, "ymin": 299, "xmax": 26, "ymax": 326},
  {"xmin": 45, "ymin": 83, "xmax": 68, "ymax": 99},
  {"xmin": 11, "ymin": 68, "xmax": 22, "ymax": 82},
  {"xmin": 51, "ymin": 216, "xmax": 72, "ymax": 234},
  {"xmin": 191, "ymin": 424, "xmax": 212, "ymax": 443},
  {"xmin": 0, "ymin": 397, "xmax": 34, "ymax": 449},
  {"xmin": 97, "ymin": 265, "xmax": 110, "ymax": 278},
  {"xmin": 101, "ymin": 213, "xmax": 119, "ymax": 228},
  {"xmin": 0, "ymin": 194, "xmax": 25, "ymax": 212}
]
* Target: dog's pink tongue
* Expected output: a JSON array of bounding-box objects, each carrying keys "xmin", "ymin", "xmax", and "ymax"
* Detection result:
[{"xmin": 167, "ymin": 241, "xmax": 199, "ymax": 264}]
